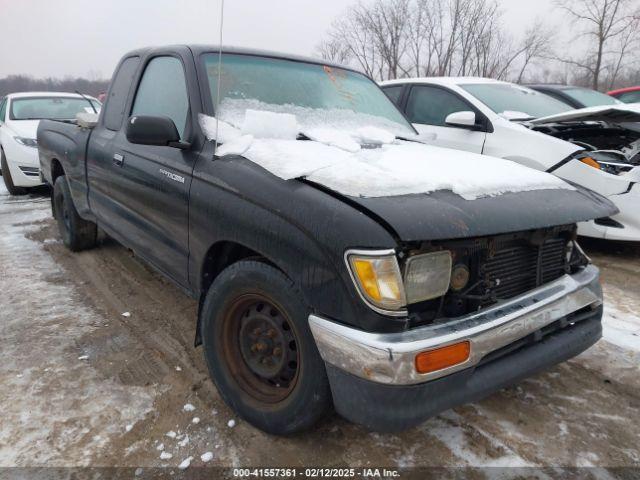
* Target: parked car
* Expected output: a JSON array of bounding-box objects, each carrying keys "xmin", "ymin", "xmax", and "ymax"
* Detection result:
[
  {"xmin": 38, "ymin": 46, "xmax": 615, "ymax": 434},
  {"xmin": 527, "ymin": 84, "xmax": 623, "ymax": 109},
  {"xmin": 0, "ymin": 92, "xmax": 100, "ymax": 195},
  {"xmin": 381, "ymin": 77, "xmax": 640, "ymax": 241},
  {"xmin": 608, "ymin": 86, "xmax": 640, "ymax": 104}
]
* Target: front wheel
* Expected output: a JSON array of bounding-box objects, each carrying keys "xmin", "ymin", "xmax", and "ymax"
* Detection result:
[
  {"xmin": 1, "ymin": 148, "xmax": 27, "ymax": 195},
  {"xmin": 53, "ymin": 175, "xmax": 97, "ymax": 251},
  {"xmin": 201, "ymin": 260, "xmax": 332, "ymax": 435}
]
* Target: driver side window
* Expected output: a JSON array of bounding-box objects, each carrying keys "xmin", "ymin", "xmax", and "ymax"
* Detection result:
[
  {"xmin": 131, "ymin": 56, "xmax": 189, "ymax": 139},
  {"xmin": 406, "ymin": 86, "xmax": 473, "ymax": 127}
]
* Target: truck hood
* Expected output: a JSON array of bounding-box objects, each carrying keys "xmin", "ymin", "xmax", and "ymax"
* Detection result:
[
  {"xmin": 531, "ymin": 104, "xmax": 640, "ymax": 125},
  {"xmin": 335, "ymin": 185, "xmax": 618, "ymax": 241},
  {"xmin": 202, "ymin": 112, "xmax": 617, "ymax": 241}
]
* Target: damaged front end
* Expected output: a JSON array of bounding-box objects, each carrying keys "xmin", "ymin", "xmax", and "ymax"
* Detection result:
[
  {"xmin": 311, "ymin": 220, "xmax": 603, "ymax": 431},
  {"xmin": 531, "ymin": 121, "xmax": 640, "ymax": 175},
  {"xmin": 520, "ymin": 107, "xmax": 640, "ymax": 240},
  {"xmin": 398, "ymin": 224, "xmax": 588, "ymax": 327}
]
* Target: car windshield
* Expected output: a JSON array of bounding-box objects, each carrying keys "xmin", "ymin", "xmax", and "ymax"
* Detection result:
[
  {"xmin": 461, "ymin": 83, "xmax": 571, "ymax": 119},
  {"xmin": 562, "ymin": 87, "xmax": 621, "ymax": 107},
  {"xmin": 202, "ymin": 53, "xmax": 415, "ymax": 137},
  {"xmin": 10, "ymin": 96, "xmax": 101, "ymax": 120}
]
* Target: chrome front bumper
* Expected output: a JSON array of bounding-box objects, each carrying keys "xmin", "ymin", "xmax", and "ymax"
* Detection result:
[{"xmin": 309, "ymin": 265, "xmax": 602, "ymax": 385}]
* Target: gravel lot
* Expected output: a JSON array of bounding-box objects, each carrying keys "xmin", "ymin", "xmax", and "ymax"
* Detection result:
[{"xmin": 1, "ymin": 182, "xmax": 639, "ymax": 478}]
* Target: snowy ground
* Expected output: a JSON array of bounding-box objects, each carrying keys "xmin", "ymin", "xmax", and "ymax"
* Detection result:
[{"xmin": 0, "ymin": 181, "xmax": 639, "ymax": 477}]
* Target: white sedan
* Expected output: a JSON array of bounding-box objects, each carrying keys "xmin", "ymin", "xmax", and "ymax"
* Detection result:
[
  {"xmin": 0, "ymin": 92, "xmax": 100, "ymax": 195},
  {"xmin": 380, "ymin": 77, "xmax": 640, "ymax": 241}
]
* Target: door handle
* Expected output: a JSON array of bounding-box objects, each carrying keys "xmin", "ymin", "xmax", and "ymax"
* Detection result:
[{"xmin": 113, "ymin": 153, "xmax": 124, "ymax": 166}]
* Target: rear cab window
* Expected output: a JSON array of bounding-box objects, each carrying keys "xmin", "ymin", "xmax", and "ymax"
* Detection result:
[{"xmin": 103, "ymin": 56, "xmax": 140, "ymax": 131}]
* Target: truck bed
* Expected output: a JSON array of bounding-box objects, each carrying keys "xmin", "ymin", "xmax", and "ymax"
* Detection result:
[{"xmin": 38, "ymin": 119, "xmax": 94, "ymax": 219}]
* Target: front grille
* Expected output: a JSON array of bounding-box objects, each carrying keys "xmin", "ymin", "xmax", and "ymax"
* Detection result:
[
  {"xmin": 483, "ymin": 237, "xmax": 567, "ymax": 301},
  {"xmin": 406, "ymin": 226, "xmax": 577, "ymax": 325}
]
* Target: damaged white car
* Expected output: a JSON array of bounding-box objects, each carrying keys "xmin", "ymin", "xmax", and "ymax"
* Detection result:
[{"xmin": 381, "ymin": 78, "xmax": 640, "ymax": 241}]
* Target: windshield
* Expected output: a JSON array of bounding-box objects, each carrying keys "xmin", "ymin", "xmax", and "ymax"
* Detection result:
[
  {"xmin": 461, "ymin": 83, "xmax": 571, "ymax": 119},
  {"xmin": 202, "ymin": 53, "xmax": 415, "ymax": 137},
  {"xmin": 10, "ymin": 96, "xmax": 101, "ymax": 120},
  {"xmin": 562, "ymin": 87, "xmax": 621, "ymax": 107}
]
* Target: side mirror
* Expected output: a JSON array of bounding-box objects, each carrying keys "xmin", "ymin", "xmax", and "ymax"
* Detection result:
[
  {"xmin": 126, "ymin": 115, "xmax": 190, "ymax": 149},
  {"xmin": 445, "ymin": 111, "xmax": 477, "ymax": 129}
]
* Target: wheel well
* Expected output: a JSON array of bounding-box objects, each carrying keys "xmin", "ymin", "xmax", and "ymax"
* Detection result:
[
  {"xmin": 49, "ymin": 160, "xmax": 64, "ymax": 219},
  {"xmin": 51, "ymin": 159, "xmax": 64, "ymax": 183},
  {"xmin": 195, "ymin": 241, "xmax": 267, "ymax": 346}
]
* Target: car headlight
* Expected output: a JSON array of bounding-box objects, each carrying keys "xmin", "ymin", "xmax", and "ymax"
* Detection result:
[
  {"xmin": 345, "ymin": 249, "xmax": 453, "ymax": 315},
  {"xmin": 14, "ymin": 137, "xmax": 38, "ymax": 148},
  {"xmin": 346, "ymin": 250, "xmax": 406, "ymax": 313},
  {"xmin": 403, "ymin": 251, "xmax": 452, "ymax": 303},
  {"xmin": 579, "ymin": 156, "xmax": 600, "ymax": 170}
]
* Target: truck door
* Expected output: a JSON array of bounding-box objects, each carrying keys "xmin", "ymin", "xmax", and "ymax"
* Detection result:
[
  {"xmin": 99, "ymin": 51, "xmax": 200, "ymax": 288},
  {"xmin": 87, "ymin": 55, "xmax": 141, "ymax": 222},
  {"xmin": 404, "ymin": 85, "xmax": 487, "ymax": 154}
]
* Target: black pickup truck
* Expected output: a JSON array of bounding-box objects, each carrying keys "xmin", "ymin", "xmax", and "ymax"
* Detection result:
[{"xmin": 38, "ymin": 45, "xmax": 616, "ymax": 434}]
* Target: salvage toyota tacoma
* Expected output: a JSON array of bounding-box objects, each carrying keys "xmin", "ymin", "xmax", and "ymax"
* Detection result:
[{"xmin": 38, "ymin": 46, "xmax": 616, "ymax": 434}]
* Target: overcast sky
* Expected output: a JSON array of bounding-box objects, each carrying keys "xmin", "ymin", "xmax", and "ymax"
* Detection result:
[{"xmin": 0, "ymin": 0, "xmax": 557, "ymax": 79}]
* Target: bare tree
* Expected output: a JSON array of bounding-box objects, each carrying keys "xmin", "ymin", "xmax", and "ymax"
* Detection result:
[
  {"xmin": 317, "ymin": 3, "xmax": 384, "ymax": 78},
  {"xmin": 555, "ymin": 0, "xmax": 640, "ymax": 89},
  {"xmin": 360, "ymin": 0, "xmax": 411, "ymax": 79},
  {"xmin": 317, "ymin": 38, "xmax": 351, "ymax": 65},
  {"xmin": 316, "ymin": 0, "xmax": 608, "ymax": 85},
  {"xmin": 0, "ymin": 74, "xmax": 109, "ymax": 97},
  {"xmin": 605, "ymin": 14, "xmax": 640, "ymax": 88},
  {"xmin": 514, "ymin": 22, "xmax": 555, "ymax": 83}
]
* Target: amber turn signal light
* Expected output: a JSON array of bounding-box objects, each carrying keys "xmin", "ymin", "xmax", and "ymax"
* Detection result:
[
  {"xmin": 415, "ymin": 341, "xmax": 471, "ymax": 374},
  {"xmin": 579, "ymin": 157, "xmax": 600, "ymax": 170}
]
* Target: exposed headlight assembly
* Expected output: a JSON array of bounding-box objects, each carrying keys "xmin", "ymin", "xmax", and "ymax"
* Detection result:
[
  {"xmin": 403, "ymin": 251, "xmax": 452, "ymax": 303},
  {"xmin": 14, "ymin": 137, "xmax": 38, "ymax": 148},
  {"xmin": 345, "ymin": 249, "xmax": 453, "ymax": 315}
]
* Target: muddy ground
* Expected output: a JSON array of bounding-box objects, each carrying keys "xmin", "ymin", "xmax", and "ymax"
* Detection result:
[{"xmin": 0, "ymin": 183, "xmax": 639, "ymax": 479}]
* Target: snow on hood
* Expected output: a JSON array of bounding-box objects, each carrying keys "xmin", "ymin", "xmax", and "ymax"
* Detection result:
[
  {"xmin": 531, "ymin": 103, "xmax": 640, "ymax": 125},
  {"xmin": 5, "ymin": 119, "xmax": 40, "ymax": 139},
  {"xmin": 199, "ymin": 112, "xmax": 573, "ymax": 201}
]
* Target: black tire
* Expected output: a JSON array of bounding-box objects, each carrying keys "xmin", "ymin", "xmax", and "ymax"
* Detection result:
[
  {"xmin": 1, "ymin": 148, "xmax": 27, "ymax": 195},
  {"xmin": 201, "ymin": 260, "xmax": 332, "ymax": 435},
  {"xmin": 53, "ymin": 175, "xmax": 97, "ymax": 251}
]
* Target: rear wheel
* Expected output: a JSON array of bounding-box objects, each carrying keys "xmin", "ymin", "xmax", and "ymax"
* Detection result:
[
  {"xmin": 201, "ymin": 260, "xmax": 332, "ymax": 434},
  {"xmin": 53, "ymin": 175, "xmax": 97, "ymax": 251},
  {"xmin": 1, "ymin": 148, "xmax": 27, "ymax": 195}
]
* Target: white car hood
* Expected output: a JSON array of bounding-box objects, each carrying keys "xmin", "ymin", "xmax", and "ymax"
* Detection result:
[
  {"xmin": 531, "ymin": 103, "xmax": 640, "ymax": 125},
  {"xmin": 6, "ymin": 120, "xmax": 40, "ymax": 139}
]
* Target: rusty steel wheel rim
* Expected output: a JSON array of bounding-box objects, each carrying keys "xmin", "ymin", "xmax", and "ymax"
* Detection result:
[{"xmin": 220, "ymin": 293, "xmax": 300, "ymax": 404}]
